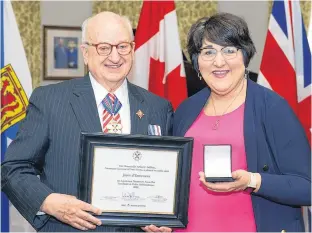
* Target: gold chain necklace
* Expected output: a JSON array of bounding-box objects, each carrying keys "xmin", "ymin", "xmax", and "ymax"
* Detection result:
[{"xmin": 211, "ymin": 79, "xmax": 245, "ymax": 130}]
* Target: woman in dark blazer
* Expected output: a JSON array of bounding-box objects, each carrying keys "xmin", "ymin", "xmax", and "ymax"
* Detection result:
[{"xmin": 173, "ymin": 13, "xmax": 311, "ymax": 232}]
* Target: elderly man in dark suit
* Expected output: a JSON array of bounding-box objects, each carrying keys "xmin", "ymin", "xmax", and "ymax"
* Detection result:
[{"xmin": 1, "ymin": 12, "xmax": 173, "ymax": 232}]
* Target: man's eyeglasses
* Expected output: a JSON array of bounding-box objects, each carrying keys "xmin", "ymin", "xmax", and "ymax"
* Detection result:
[
  {"xmin": 84, "ymin": 42, "xmax": 134, "ymax": 56},
  {"xmin": 199, "ymin": 46, "xmax": 239, "ymax": 61}
]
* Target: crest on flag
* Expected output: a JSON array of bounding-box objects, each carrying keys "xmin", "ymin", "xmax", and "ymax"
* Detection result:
[{"xmin": 1, "ymin": 64, "xmax": 29, "ymax": 133}]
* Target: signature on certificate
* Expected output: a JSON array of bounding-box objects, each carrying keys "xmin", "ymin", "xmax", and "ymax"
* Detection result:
[
  {"xmin": 122, "ymin": 192, "xmax": 145, "ymax": 201},
  {"xmin": 100, "ymin": 196, "xmax": 118, "ymax": 201},
  {"xmin": 148, "ymin": 195, "xmax": 167, "ymax": 203}
]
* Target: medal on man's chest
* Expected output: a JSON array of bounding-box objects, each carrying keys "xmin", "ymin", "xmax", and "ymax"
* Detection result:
[
  {"xmin": 107, "ymin": 118, "xmax": 123, "ymax": 134},
  {"xmin": 102, "ymin": 94, "xmax": 123, "ymax": 134}
]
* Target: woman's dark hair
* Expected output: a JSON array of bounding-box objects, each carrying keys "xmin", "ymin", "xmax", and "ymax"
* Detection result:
[{"xmin": 187, "ymin": 13, "xmax": 256, "ymax": 72}]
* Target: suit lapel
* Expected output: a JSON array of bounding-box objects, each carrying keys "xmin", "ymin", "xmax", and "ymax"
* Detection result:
[
  {"xmin": 70, "ymin": 75, "xmax": 102, "ymax": 132},
  {"xmin": 244, "ymin": 79, "xmax": 258, "ymax": 172},
  {"xmin": 127, "ymin": 82, "xmax": 149, "ymax": 135}
]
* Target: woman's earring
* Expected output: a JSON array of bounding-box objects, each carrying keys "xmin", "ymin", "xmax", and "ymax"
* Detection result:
[
  {"xmin": 198, "ymin": 72, "xmax": 202, "ymax": 81},
  {"xmin": 244, "ymin": 69, "xmax": 249, "ymax": 79}
]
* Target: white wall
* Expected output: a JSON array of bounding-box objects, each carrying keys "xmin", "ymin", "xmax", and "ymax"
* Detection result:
[
  {"xmin": 218, "ymin": 1, "xmax": 269, "ymax": 73},
  {"xmin": 40, "ymin": 1, "xmax": 92, "ymax": 86}
]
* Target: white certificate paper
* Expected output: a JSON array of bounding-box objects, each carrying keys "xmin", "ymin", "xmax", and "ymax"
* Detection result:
[{"xmin": 91, "ymin": 147, "xmax": 178, "ymax": 214}]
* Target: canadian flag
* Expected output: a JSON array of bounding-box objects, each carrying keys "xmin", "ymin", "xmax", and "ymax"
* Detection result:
[{"xmin": 130, "ymin": 0, "xmax": 187, "ymax": 109}]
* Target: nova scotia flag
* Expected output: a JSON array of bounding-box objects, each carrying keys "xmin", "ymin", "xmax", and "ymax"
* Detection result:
[{"xmin": 1, "ymin": 0, "xmax": 34, "ymax": 231}]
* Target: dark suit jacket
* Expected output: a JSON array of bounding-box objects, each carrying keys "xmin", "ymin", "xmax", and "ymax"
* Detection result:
[
  {"xmin": 1, "ymin": 75, "xmax": 173, "ymax": 232},
  {"xmin": 173, "ymin": 79, "xmax": 311, "ymax": 232}
]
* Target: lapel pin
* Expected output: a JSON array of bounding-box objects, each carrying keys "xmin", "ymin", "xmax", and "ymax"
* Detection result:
[{"xmin": 136, "ymin": 110, "xmax": 144, "ymax": 119}]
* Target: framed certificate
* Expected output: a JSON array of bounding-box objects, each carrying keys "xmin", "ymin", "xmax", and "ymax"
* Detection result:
[{"xmin": 78, "ymin": 133, "xmax": 193, "ymax": 228}]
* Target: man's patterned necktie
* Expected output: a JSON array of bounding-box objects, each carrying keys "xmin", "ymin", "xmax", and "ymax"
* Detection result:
[{"xmin": 102, "ymin": 93, "xmax": 122, "ymax": 134}]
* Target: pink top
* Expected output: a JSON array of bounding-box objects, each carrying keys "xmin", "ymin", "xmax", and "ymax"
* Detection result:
[{"xmin": 176, "ymin": 103, "xmax": 256, "ymax": 232}]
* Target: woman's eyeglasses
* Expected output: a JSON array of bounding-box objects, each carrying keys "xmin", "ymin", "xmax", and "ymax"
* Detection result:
[{"xmin": 199, "ymin": 46, "xmax": 239, "ymax": 61}]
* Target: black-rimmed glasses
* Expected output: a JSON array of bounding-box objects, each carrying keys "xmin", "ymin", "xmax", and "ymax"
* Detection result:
[
  {"xmin": 84, "ymin": 41, "xmax": 134, "ymax": 56},
  {"xmin": 199, "ymin": 46, "xmax": 239, "ymax": 61}
]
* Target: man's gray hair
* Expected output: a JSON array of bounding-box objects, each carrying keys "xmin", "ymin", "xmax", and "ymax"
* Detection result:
[{"xmin": 81, "ymin": 14, "xmax": 134, "ymax": 43}]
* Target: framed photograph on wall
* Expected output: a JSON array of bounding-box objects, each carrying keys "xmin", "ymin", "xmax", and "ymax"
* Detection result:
[{"xmin": 43, "ymin": 25, "xmax": 86, "ymax": 80}]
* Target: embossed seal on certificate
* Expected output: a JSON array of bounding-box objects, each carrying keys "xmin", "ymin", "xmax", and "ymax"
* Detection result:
[{"xmin": 133, "ymin": 150, "xmax": 142, "ymax": 161}]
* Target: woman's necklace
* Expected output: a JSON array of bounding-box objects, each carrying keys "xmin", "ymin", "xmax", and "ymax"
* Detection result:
[{"xmin": 211, "ymin": 79, "xmax": 245, "ymax": 130}]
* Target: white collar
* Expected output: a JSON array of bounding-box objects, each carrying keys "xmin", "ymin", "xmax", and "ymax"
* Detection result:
[{"xmin": 89, "ymin": 72, "xmax": 129, "ymax": 108}]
